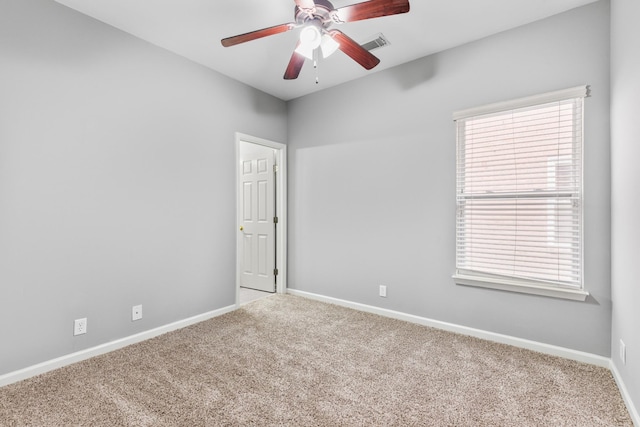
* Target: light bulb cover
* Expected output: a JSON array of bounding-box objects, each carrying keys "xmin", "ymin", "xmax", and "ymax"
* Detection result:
[
  {"xmin": 320, "ymin": 34, "xmax": 340, "ymax": 58},
  {"xmin": 294, "ymin": 43, "xmax": 315, "ymax": 60},
  {"xmin": 299, "ymin": 26, "xmax": 322, "ymax": 49}
]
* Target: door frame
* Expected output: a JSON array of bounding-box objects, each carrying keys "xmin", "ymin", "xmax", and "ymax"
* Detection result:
[{"xmin": 235, "ymin": 132, "xmax": 287, "ymax": 306}]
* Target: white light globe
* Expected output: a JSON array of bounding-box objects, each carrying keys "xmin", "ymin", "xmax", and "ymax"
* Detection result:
[{"xmin": 299, "ymin": 26, "xmax": 321, "ymax": 49}]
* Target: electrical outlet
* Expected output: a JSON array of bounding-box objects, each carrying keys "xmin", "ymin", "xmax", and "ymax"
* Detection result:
[
  {"xmin": 620, "ymin": 339, "xmax": 626, "ymax": 365},
  {"xmin": 132, "ymin": 304, "xmax": 142, "ymax": 321},
  {"xmin": 379, "ymin": 285, "xmax": 387, "ymax": 297},
  {"xmin": 74, "ymin": 318, "xmax": 87, "ymax": 336}
]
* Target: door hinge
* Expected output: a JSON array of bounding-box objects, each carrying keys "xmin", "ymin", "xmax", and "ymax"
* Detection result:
[
  {"xmin": 274, "ymin": 268, "xmax": 279, "ymax": 276},
  {"xmin": 273, "ymin": 165, "xmax": 279, "ymax": 173},
  {"xmin": 274, "ymin": 216, "xmax": 278, "ymax": 224}
]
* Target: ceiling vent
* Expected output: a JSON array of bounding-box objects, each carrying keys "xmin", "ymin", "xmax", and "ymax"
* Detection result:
[{"xmin": 361, "ymin": 33, "xmax": 390, "ymax": 51}]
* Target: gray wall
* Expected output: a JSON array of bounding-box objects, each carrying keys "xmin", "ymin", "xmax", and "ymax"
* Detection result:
[
  {"xmin": 287, "ymin": 1, "xmax": 612, "ymax": 356},
  {"xmin": 0, "ymin": 0, "xmax": 287, "ymax": 375},
  {"xmin": 611, "ymin": 0, "xmax": 640, "ymax": 413}
]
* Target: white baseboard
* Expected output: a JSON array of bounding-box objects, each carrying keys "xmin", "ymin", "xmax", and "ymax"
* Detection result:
[
  {"xmin": 287, "ymin": 289, "xmax": 610, "ymax": 368},
  {"xmin": 0, "ymin": 304, "xmax": 236, "ymax": 388},
  {"xmin": 610, "ymin": 362, "xmax": 640, "ymax": 427}
]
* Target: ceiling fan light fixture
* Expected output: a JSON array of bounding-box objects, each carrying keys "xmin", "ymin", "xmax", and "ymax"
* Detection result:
[
  {"xmin": 294, "ymin": 43, "xmax": 315, "ymax": 60},
  {"xmin": 320, "ymin": 34, "xmax": 339, "ymax": 58},
  {"xmin": 299, "ymin": 25, "xmax": 322, "ymax": 49}
]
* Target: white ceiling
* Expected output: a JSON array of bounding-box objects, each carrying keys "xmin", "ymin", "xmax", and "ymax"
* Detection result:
[{"xmin": 54, "ymin": 0, "xmax": 598, "ymax": 101}]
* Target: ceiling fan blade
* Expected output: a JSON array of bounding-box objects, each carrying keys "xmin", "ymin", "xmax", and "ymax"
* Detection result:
[
  {"xmin": 221, "ymin": 23, "xmax": 295, "ymax": 47},
  {"xmin": 284, "ymin": 44, "xmax": 306, "ymax": 79},
  {"xmin": 334, "ymin": 0, "xmax": 410, "ymax": 23},
  {"xmin": 294, "ymin": 0, "xmax": 317, "ymax": 12},
  {"xmin": 329, "ymin": 30, "xmax": 380, "ymax": 70}
]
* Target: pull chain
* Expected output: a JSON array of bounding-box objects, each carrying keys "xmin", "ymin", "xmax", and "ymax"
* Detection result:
[{"xmin": 313, "ymin": 48, "xmax": 319, "ymax": 84}]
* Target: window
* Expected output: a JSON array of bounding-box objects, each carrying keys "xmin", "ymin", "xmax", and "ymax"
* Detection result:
[{"xmin": 453, "ymin": 86, "xmax": 589, "ymax": 301}]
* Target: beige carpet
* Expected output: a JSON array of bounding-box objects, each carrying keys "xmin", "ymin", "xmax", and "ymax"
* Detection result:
[{"xmin": 0, "ymin": 294, "xmax": 632, "ymax": 426}]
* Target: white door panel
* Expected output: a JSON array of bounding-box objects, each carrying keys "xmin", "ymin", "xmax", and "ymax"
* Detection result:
[{"xmin": 239, "ymin": 142, "xmax": 276, "ymax": 292}]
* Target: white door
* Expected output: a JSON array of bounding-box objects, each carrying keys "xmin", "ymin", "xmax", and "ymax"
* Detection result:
[{"xmin": 238, "ymin": 142, "xmax": 276, "ymax": 292}]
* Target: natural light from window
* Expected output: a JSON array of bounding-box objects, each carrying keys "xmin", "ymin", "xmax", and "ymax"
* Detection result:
[{"xmin": 453, "ymin": 86, "xmax": 587, "ymax": 300}]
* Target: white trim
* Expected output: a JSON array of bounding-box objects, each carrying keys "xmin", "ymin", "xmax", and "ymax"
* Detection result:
[
  {"xmin": 453, "ymin": 274, "xmax": 589, "ymax": 301},
  {"xmin": 610, "ymin": 362, "xmax": 640, "ymax": 427},
  {"xmin": 0, "ymin": 304, "xmax": 236, "ymax": 388},
  {"xmin": 286, "ymin": 289, "xmax": 609, "ymax": 367},
  {"xmin": 234, "ymin": 133, "xmax": 288, "ymax": 307},
  {"xmin": 453, "ymin": 85, "xmax": 589, "ymax": 120}
]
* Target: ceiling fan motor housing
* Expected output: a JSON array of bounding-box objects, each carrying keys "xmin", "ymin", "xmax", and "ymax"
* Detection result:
[{"xmin": 295, "ymin": 0, "xmax": 335, "ymax": 29}]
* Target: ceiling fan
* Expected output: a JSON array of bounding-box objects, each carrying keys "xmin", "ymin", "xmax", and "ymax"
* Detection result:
[{"xmin": 221, "ymin": 0, "xmax": 410, "ymax": 80}]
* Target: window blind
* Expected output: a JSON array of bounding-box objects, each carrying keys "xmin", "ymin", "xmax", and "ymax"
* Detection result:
[{"xmin": 455, "ymin": 87, "xmax": 586, "ymax": 290}]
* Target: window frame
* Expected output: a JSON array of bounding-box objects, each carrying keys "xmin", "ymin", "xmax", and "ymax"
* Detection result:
[{"xmin": 452, "ymin": 86, "xmax": 589, "ymax": 301}]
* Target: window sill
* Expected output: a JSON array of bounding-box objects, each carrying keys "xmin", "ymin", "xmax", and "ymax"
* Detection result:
[{"xmin": 453, "ymin": 274, "xmax": 589, "ymax": 301}]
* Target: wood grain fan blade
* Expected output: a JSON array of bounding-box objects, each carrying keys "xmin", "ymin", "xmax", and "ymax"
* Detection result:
[
  {"xmin": 334, "ymin": 0, "xmax": 410, "ymax": 23},
  {"xmin": 329, "ymin": 30, "xmax": 380, "ymax": 70},
  {"xmin": 284, "ymin": 45, "xmax": 306, "ymax": 79},
  {"xmin": 221, "ymin": 23, "xmax": 295, "ymax": 47}
]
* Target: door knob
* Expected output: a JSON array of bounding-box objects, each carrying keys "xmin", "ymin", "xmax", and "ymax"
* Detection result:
[{"xmin": 239, "ymin": 226, "xmax": 244, "ymax": 231}]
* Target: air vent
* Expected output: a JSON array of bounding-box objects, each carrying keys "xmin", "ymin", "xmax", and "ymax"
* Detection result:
[{"xmin": 361, "ymin": 33, "xmax": 390, "ymax": 51}]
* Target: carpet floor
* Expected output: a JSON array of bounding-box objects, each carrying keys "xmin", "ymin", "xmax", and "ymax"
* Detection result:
[{"xmin": 0, "ymin": 294, "xmax": 633, "ymax": 426}]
